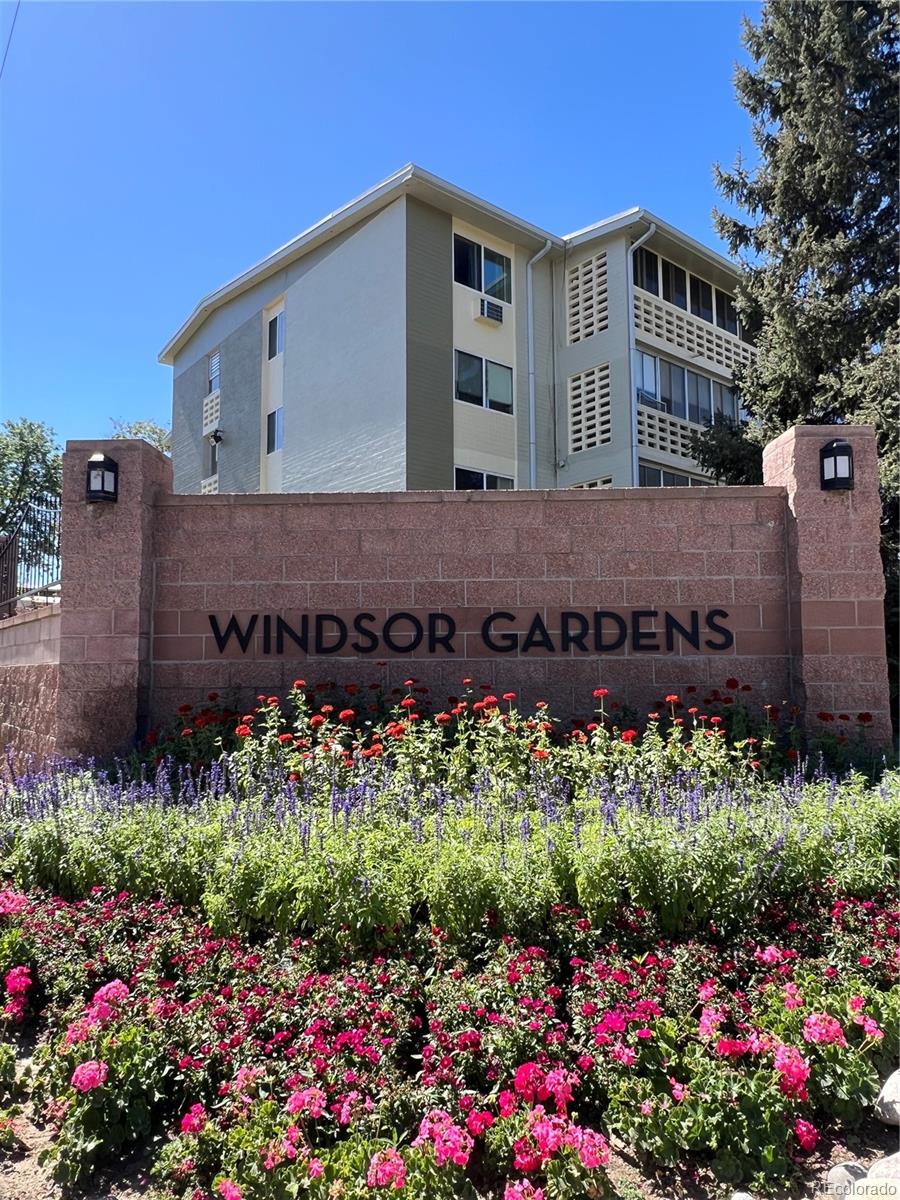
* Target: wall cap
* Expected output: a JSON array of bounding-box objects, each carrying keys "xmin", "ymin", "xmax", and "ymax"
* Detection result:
[{"xmin": 157, "ymin": 486, "xmax": 786, "ymax": 507}]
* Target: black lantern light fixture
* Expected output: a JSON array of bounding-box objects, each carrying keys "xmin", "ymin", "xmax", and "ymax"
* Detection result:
[
  {"xmin": 819, "ymin": 438, "xmax": 854, "ymax": 492},
  {"xmin": 85, "ymin": 452, "xmax": 119, "ymax": 503}
]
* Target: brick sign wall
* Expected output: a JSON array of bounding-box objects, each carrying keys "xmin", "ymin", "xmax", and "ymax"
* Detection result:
[
  {"xmin": 0, "ymin": 425, "xmax": 891, "ymax": 764},
  {"xmin": 150, "ymin": 487, "xmax": 792, "ymax": 720}
]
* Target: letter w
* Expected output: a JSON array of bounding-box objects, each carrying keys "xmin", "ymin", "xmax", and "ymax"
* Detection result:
[{"xmin": 209, "ymin": 614, "xmax": 258, "ymax": 653}]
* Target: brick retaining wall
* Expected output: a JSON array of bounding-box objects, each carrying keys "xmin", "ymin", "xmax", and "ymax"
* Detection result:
[{"xmin": 0, "ymin": 606, "xmax": 61, "ymax": 764}]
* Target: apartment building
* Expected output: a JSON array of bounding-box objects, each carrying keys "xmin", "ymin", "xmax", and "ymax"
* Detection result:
[{"xmin": 160, "ymin": 165, "xmax": 754, "ymax": 495}]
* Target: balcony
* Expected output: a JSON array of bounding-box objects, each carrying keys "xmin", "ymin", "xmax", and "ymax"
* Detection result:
[
  {"xmin": 633, "ymin": 289, "xmax": 755, "ymax": 376},
  {"xmin": 636, "ymin": 404, "xmax": 698, "ymax": 461}
]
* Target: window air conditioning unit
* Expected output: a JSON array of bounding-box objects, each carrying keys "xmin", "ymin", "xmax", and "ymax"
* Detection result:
[{"xmin": 477, "ymin": 298, "xmax": 503, "ymax": 325}]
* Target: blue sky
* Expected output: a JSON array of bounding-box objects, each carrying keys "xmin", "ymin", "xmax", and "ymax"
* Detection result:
[{"xmin": 0, "ymin": 0, "xmax": 760, "ymax": 448}]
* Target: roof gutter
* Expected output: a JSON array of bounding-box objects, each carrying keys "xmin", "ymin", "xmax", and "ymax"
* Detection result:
[
  {"xmin": 527, "ymin": 239, "xmax": 554, "ymax": 489},
  {"xmin": 626, "ymin": 221, "xmax": 656, "ymax": 486}
]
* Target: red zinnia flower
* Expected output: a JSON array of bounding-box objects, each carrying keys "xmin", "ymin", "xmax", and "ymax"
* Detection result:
[
  {"xmin": 857, "ymin": 712, "xmax": 873, "ymax": 724},
  {"xmin": 621, "ymin": 730, "xmax": 638, "ymax": 744},
  {"xmin": 235, "ymin": 725, "xmax": 252, "ymax": 738},
  {"xmin": 725, "ymin": 677, "xmax": 739, "ymax": 690},
  {"xmin": 593, "ymin": 688, "xmax": 609, "ymax": 699},
  {"xmin": 338, "ymin": 709, "xmax": 355, "ymax": 722}
]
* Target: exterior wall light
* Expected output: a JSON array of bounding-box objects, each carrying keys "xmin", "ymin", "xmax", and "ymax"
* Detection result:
[
  {"xmin": 207, "ymin": 429, "xmax": 224, "ymax": 446},
  {"xmin": 820, "ymin": 438, "xmax": 854, "ymax": 491},
  {"xmin": 85, "ymin": 453, "xmax": 119, "ymax": 503}
]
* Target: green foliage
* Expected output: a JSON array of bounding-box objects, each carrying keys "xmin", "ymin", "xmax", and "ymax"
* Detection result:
[
  {"xmin": 0, "ymin": 419, "xmax": 62, "ymax": 570},
  {"xmin": 698, "ymin": 0, "xmax": 899, "ymax": 727},
  {"xmin": 689, "ymin": 417, "xmax": 763, "ymax": 485},
  {"xmin": 110, "ymin": 417, "xmax": 172, "ymax": 455},
  {"xmin": 713, "ymin": 0, "xmax": 898, "ymax": 440}
]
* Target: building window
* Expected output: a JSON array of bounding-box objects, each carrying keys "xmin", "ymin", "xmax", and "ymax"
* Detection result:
[
  {"xmin": 454, "ymin": 234, "xmax": 512, "ymax": 304},
  {"xmin": 639, "ymin": 464, "xmax": 696, "ymax": 488},
  {"xmin": 455, "ymin": 467, "xmax": 514, "ymax": 490},
  {"xmin": 268, "ymin": 312, "xmax": 285, "ymax": 360},
  {"xmin": 483, "ymin": 247, "xmax": 511, "ymax": 304},
  {"xmin": 687, "ymin": 369, "xmax": 712, "ymax": 425},
  {"xmin": 454, "ymin": 235, "xmax": 481, "ymax": 292},
  {"xmin": 661, "ymin": 259, "xmax": 687, "ymax": 309},
  {"xmin": 715, "ymin": 289, "xmax": 738, "ymax": 335},
  {"xmin": 712, "ymin": 380, "xmax": 738, "ymax": 423},
  {"xmin": 633, "ymin": 246, "xmax": 659, "ymax": 296},
  {"xmin": 690, "ymin": 277, "xmax": 713, "ymax": 323},
  {"xmin": 637, "ymin": 351, "xmax": 726, "ymax": 427},
  {"xmin": 455, "ymin": 351, "xmax": 513, "ymax": 414},
  {"xmin": 207, "ymin": 438, "xmax": 218, "ymax": 478},
  {"xmin": 266, "ymin": 407, "xmax": 284, "ymax": 454},
  {"xmin": 659, "ymin": 359, "xmax": 687, "ymax": 419},
  {"xmin": 208, "ymin": 351, "xmax": 220, "ymax": 395},
  {"xmin": 636, "ymin": 350, "xmax": 658, "ymax": 406}
]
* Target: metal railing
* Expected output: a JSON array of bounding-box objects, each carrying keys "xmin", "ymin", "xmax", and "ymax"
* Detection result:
[{"xmin": 0, "ymin": 493, "xmax": 61, "ymax": 619}]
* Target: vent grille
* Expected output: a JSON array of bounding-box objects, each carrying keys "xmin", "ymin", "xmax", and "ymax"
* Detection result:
[
  {"xmin": 200, "ymin": 474, "xmax": 219, "ymax": 495},
  {"xmin": 636, "ymin": 407, "xmax": 696, "ymax": 459},
  {"xmin": 568, "ymin": 364, "xmax": 612, "ymax": 454},
  {"xmin": 479, "ymin": 298, "xmax": 503, "ymax": 323},
  {"xmin": 633, "ymin": 290, "xmax": 755, "ymax": 373},
  {"xmin": 202, "ymin": 392, "xmax": 220, "ymax": 434},
  {"xmin": 570, "ymin": 477, "xmax": 613, "ymax": 490},
  {"xmin": 567, "ymin": 251, "xmax": 608, "ymax": 343}
]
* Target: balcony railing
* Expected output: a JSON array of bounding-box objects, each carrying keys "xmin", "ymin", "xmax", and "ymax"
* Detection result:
[
  {"xmin": 634, "ymin": 289, "xmax": 756, "ymax": 375},
  {"xmin": 636, "ymin": 405, "xmax": 698, "ymax": 462}
]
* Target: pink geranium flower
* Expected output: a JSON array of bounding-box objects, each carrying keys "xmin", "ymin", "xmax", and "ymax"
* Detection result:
[
  {"xmin": 794, "ymin": 1118, "xmax": 819, "ymax": 1153},
  {"xmin": 180, "ymin": 1103, "xmax": 207, "ymax": 1133},
  {"xmin": 366, "ymin": 1147, "xmax": 406, "ymax": 1189},
  {"xmin": 71, "ymin": 1060, "xmax": 108, "ymax": 1092},
  {"xmin": 802, "ymin": 1012, "xmax": 847, "ymax": 1046}
]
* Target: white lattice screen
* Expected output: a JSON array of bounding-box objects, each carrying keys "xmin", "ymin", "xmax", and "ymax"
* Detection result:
[
  {"xmin": 568, "ymin": 364, "xmax": 612, "ymax": 454},
  {"xmin": 570, "ymin": 477, "xmax": 613, "ymax": 489},
  {"xmin": 567, "ymin": 251, "xmax": 609, "ymax": 344},
  {"xmin": 633, "ymin": 291, "xmax": 755, "ymax": 374},
  {"xmin": 202, "ymin": 393, "xmax": 221, "ymax": 434},
  {"xmin": 636, "ymin": 408, "xmax": 696, "ymax": 459},
  {"xmin": 200, "ymin": 475, "xmax": 219, "ymax": 495}
]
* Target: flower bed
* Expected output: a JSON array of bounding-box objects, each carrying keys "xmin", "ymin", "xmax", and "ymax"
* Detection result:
[{"xmin": 0, "ymin": 681, "xmax": 897, "ymax": 1197}]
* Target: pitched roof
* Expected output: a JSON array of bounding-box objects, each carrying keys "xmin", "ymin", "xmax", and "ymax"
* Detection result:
[{"xmin": 159, "ymin": 166, "xmax": 739, "ymax": 365}]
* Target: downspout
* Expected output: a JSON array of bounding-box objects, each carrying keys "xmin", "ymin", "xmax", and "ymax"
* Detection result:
[
  {"xmin": 626, "ymin": 221, "xmax": 656, "ymax": 485},
  {"xmin": 527, "ymin": 238, "xmax": 554, "ymax": 489}
]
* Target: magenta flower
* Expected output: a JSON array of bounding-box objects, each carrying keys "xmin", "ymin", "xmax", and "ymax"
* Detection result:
[
  {"xmin": 802, "ymin": 1012, "xmax": 847, "ymax": 1047},
  {"xmin": 366, "ymin": 1147, "xmax": 406, "ymax": 1189},
  {"xmin": 794, "ymin": 1118, "xmax": 819, "ymax": 1153},
  {"xmin": 180, "ymin": 1103, "xmax": 207, "ymax": 1134},
  {"xmin": 71, "ymin": 1060, "xmax": 109, "ymax": 1092}
]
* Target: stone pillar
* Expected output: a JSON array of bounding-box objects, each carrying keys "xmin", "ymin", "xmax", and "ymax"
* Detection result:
[
  {"xmin": 56, "ymin": 440, "xmax": 172, "ymax": 758},
  {"xmin": 762, "ymin": 425, "xmax": 891, "ymax": 745}
]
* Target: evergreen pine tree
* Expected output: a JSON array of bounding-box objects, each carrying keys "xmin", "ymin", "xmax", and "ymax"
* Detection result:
[
  {"xmin": 700, "ymin": 0, "xmax": 897, "ymax": 483},
  {"xmin": 692, "ymin": 0, "xmax": 898, "ymax": 726}
]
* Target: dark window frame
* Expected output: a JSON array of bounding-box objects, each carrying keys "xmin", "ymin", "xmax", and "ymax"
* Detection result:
[
  {"xmin": 633, "ymin": 246, "xmax": 659, "ymax": 296},
  {"xmin": 454, "ymin": 350, "xmax": 514, "ymax": 415},
  {"xmin": 454, "ymin": 234, "xmax": 512, "ymax": 304},
  {"xmin": 266, "ymin": 407, "xmax": 284, "ymax": 454},
  {"xmin": 267, "ymin": 311, "xmax": 285, "ymax": 361},
  {"xmin": 454, "ymin": 466, "xmax": 514, "ymax": 490}
]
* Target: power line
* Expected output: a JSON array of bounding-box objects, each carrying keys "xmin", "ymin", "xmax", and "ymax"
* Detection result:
[{"xmin": 0, "ymin": 0, "xmax": 22, "ymax": 85}]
